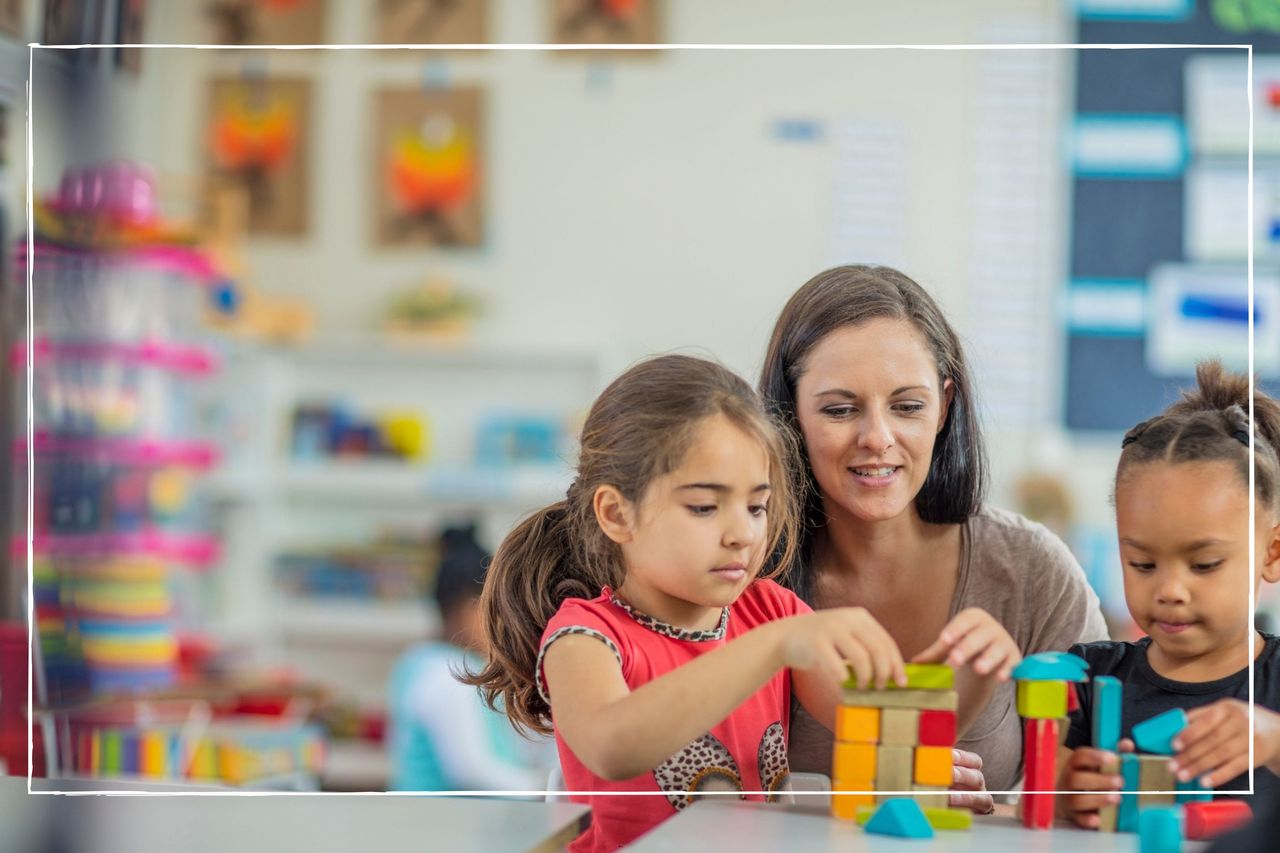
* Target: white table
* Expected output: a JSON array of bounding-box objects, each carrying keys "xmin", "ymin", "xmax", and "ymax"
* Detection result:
[
  {"xmin": 1, "ymin": 776, "xmax": 591, "ymax": 853},
  {"xmin": 625, "ymin": 798, "xmax": 1210, "ymax": 851}
]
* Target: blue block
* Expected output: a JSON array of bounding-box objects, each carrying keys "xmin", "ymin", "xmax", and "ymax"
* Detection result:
[
  {"xmin": 864, "ymin": 798, "xmax": 935, "ymax": 839},
  {"xmin": 1133, "ymin": 709, "xmax": 1188, "ymax": 756},
  {"xmin": 1118, "ymin": 753, "xmax": 1141, "ymax": 833},
  {"xmin": 1092, "ymin": 675, "xmax": 1122, "ymax": 752},
  {"xmin": 1012, "ymin": 651, "xmax": 1090, "ymax": 682},
  {"xmin": 1176, "ymin": 777, "xmax": 1213, "ymax": 803},
  {"xmin": 1138, "ymin": 806, "xmax": 1182, "ymax": 853}
]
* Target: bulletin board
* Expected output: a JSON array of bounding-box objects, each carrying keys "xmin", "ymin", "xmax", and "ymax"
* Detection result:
[{"xmin": 1065, "ymin": 3, "xmax": 1280, "ymax": 430}]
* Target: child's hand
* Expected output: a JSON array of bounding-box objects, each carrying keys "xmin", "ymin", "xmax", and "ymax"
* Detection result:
[
  {"xmin": 911, "ymin": 607, "xmax": 1022, "ymax": 681},
  {"xmin": 1171, "ymin": 700, "xmax": 1280, "ymax": 788},
  {"xmin": 776, "ymin": 607, "xmax": 907, "ymax": 690},
  {"xmin": 1056, "ymin": 743, "xmax": 1129, "ymax": 829}
]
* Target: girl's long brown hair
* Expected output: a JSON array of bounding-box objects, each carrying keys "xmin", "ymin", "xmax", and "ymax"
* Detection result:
[{"xmin": 464, "ymin": 354, "xmax": 799, "ymax": 736}]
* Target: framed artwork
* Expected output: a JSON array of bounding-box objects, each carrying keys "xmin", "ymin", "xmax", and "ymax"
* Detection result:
[
  {"xmin": 206, "ymin": 76, "xmax": 311, "ymax": 236},
  {"xmin": 375, "ymin": 0, "xmax": 487, "ymax": 45},
  {"xmin": 550, "ymin": 0, "xmax": 660, "ymax": 47},
  {"xmin": 206, "ymin": 0, "xmax": 325, "ymax": 45},
  {"xmin": 373, "ymin": 86, "xmax": 484, "ymax": 247}
]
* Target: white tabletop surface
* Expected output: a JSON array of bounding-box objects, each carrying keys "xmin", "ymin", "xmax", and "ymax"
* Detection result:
[{"xmin": 625, "ymin": 798, "xmax": 1211, "ymax": 851}]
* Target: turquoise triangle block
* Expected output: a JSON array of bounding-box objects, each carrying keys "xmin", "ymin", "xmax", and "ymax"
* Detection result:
[{"xmin": 865, "ymin": 799, "xmax": 935, "ymax": 839}]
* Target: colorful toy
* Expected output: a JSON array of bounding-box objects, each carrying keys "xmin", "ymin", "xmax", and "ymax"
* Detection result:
[
  {"xmin": 831, "ymin": 663, "xmax": 970, "ymax": 828},
  {"xmin": 1137, "ymin": 806, "xmax": 1182, "ymax": 853},
  {"xmin": 1132, "ymin": 709, "xmax": 1187, "ymax": 756},
  {"xmin": 1012, "ymin": 651, "xmax": 1089, "ymax": 830},
  {"xmin": 863, "ymin": 797, "xmax": 934, "ymax": 839},
  {"xmin": 1183, "ymin": 800, "xmax": 1252, "ymax": 840}
]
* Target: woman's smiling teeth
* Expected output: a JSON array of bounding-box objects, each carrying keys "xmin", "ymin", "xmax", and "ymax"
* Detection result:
[{"xmin": 852, "ymin": 466, "xmax": 897, "ymax": 477}]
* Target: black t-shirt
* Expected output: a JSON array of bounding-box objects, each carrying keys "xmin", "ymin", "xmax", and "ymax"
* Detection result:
[{"xmin": 1065, "ymin": 634, "xmax": 1280, "ymax": 800}]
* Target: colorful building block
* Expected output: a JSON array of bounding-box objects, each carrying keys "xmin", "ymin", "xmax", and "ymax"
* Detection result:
[
  {"xmin": 864, "ymin": 798, "xmax": 935, "ymax": 839},
  {"xmin": 917, "ymin": 709, "xmax": 957, "ymax": 747},
  {"xmin": 1175, "ymin": 777, "xmax": 1213, "ymax": 803},
  {"xmin": 1137, "ymin": 806, "xmax": 1182, "ymax": 853},
  {"xmin": 1066, "ymin": 681, "xmax": 1080, "ymax": 713},
  {"xmin": 831, "ymin": 791, "xmax": 874, "ymax": 821},
  {"xmin": 911, "ymin": 785, "xmax": 949, "ymax": 808},
  {"xmin": 1021, "ymin": 717, "xmax": 1058, "ymax": 830},
  {"xmin": 841, "ymin": 688, "xmax": 958, "ymax": 711},
  {"xmin": 832, "ymin": 742, "xmax": 876, "ymax": 784},
  {"xmin": 922, "ymin": 807, "xmax": 973, "ymax": 830},
  {"xmin": 1132, "ymin": 709, "xmax": 1187, "ymax": 756},
  {"xmin": 1097, "ymin": 752, "xmax": 1119, "ymax": 832},
  {"xmin": 913, "ymin": 746, "xmax": 952, "ymax": 787},
  {"xmin": 835, "ymin": 706, "xmax": 879, "ymax": 744},
  {"xmin": 1118, "ymin": 752, "xmax": 1141, "ymax": 833},
  {"xmin": 891, "ymin": 663, "xmax": 954, "ymax": 690},
  {"xmin": 1137, "ymin": 756, "xmax": 1175, "ymax": 806},
  {"xmin": 880, "ymin": 709, "xmax": 920, "ymax": 746},
  {"xmin": 1012, "ymin": 651, "xmax": 1089, "ymax": 681},
  {"xmin": 1016, "ymin": 679, "xmax": 1068, "ymax": 719},
  {"xmin": 876, "ymin": 745, "xmax": 914, "ymax": 792},
  {"xmin": 1183, "ymin": 800, "xmax": 1252, "ymax": 840},
  {"xmin": 1092, "ymin": 675, "xmax": 1122, "ymax": 752}
]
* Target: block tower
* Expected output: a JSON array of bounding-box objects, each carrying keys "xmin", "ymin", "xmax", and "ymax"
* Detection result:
[
  {"xmin": 1012, "ymin": 651, "xmax": 1090, "ymax": 829},
  {"xmin": 830, "ymin": 663, "xmax": 958, "ymax": 821}
]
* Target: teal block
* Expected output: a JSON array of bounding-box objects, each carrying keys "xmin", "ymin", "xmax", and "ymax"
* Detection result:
[
  {"xmin": 1117, "ymin": 753, "xmax": 1141, "ymax": 833},
  {"xmin": 864, "ymin": 798, "xmax": 935, "ymax": 839},
  {"xmin": 1092, "ymin": 675, "xmax": 1122, "ymax": 752},
  {"xmin": 1132, "ymin": 709, "xmax": 1188, "ymax": 756},
  {"xmin": 1138, "ymin": 806, "xmax": 1182, "ymax": 853},
  {"xmin": 1176, "ymin": 777, "xmax": 1213, "ymax": 803},
  {"xmin": 1012, "ymin": 651, "xmax": 1090, "ymax": 682}
]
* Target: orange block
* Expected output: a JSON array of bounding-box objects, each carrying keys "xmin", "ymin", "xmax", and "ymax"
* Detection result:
[
  {"xmin": 836, "ymin": 705, "xmax": 880, "ymax": 743},
  {"xmin": 832, "ymin": 742, "xmax": 877, "ymax": 784},
  {"xmin": 831, "ymin": 790, "xmax": 875, "ymax": 820},
  {"xmin": 914, "ymin": 745, "xmax": 953, "ymax": 787}
]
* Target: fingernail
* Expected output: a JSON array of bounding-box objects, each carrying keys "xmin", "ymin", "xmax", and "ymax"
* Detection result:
[
  {"xmin": 1172, "ymin": 739, "xmax": 1182, "ymax": 750},
  {"xmin": 1176, "ymin": 770, "xmax": 1189, "ymax": 783},
  {"xmin": 1201, "ymin": 776, "xmax": 1213, "ymax": 787},
  {"xmin": 1108, "ymin": 794, "xmax": 1121, "ymax": 804}
]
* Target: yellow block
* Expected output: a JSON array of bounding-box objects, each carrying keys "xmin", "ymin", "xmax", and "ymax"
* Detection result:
[
  {"xmin": 831, "ymin": 791, "xmax": 875, "ymax": 821},
  {"xmin": 923, "ymin": 807, "xmax": 973, "ymax": 830},
  {"xmin": 914, "ymin": 745, "xmax": 953, "ymax": 787},
  {"xmin": 835, "ymin": 705, "xmax": 879, "ymax": 743},
  {"xmin": 832, "ymin": 742, "xmax": 877, "ymax": 784},
  {"xmin": 141, "ymin": 731, "xmax": 168, "ymax": 777},
  {"xmin": 1016, "ymin": 680, "xmax": 1068, "ymax": 719},
  {"xmin": 894, "ymin": 663, "xmax": 955, "ymax": 690}
]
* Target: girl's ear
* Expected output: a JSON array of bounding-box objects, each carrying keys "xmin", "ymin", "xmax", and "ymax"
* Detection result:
[
  {"xmin": 1264, "ymin": 517, "xmax": 1280, "ymax": 584},
  {"xmin": 594, "ymin": 485, "xmax": 636, "ymax": 544},
  {"xmin": 937, "ymin": 378, "xmax": 955, "ymax": 434}
]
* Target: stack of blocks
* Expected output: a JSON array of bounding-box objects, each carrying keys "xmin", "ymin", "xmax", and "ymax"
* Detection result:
[
  {"xmin": 1012, "ymin": 651, "xmax": 1091, "ymax": 830},
  {"xmin": 830, "ymin": 663, "xmax": 959, "ymax": 825}
]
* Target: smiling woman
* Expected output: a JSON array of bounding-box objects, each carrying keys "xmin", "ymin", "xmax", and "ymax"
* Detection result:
[{"xmin": 759, "ymin": 265, "xmax": 1109, "ymax": 804}]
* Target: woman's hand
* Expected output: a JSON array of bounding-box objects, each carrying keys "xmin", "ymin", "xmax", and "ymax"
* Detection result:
[
  {"xmin": 1171, "ymin": 700, "xmax": 1280, "ymax": 788},
  {"xmin": 775, "ymin": 607, "xmax": 907, "ymax": 690},
  {"xmin": 947, "ymin": 748, "xmax": 994, "ymax": 814},
  {"xmin": 911, "ymin": 607, "xmax": 1021, "ymax": 681}
]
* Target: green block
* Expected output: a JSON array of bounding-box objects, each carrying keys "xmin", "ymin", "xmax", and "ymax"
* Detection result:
[
  {"xmin": 844, "ymin": 662, "xmax": 954, "ymax": 691},
  {"xmin": 1016, "ymin": 679, "xmax": 1067, "ymax": 719},
  {"xmin": 922, "ymin": 807, "xmax": 972, "ymax": 830}
]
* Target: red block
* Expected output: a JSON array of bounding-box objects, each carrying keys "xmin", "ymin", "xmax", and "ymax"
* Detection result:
[
  {"xmin": 1066, "ymin": 682, "xmax": 1080, "ymax": 713},
  {"xmin": 918, "ymin": 709, "xmax": 957, "ymax": 747},
  {"xmin": 1021, "ymin": 718, "xmax": 1058, "ymax": 830},
  {"xmin": 1184, "ymin": 801, "xmax": 1252, "ymax": 840}
]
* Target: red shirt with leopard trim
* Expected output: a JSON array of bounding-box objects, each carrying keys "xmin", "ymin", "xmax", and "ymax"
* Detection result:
[{"xmin": 537, "ymin": 578, "xmax": 811, "ymax": 852}]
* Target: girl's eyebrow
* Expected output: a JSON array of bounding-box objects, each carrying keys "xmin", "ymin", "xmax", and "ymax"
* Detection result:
[
  {"xmin": 813, "ymin": 385, "xmax": 929, "ymax": 398},
  {"xmin": 1120, "ymin": 537, "xmax": 1229, "ymax": 550},
  {"xmin": 678, "ymin": 483, "xmax": 771, "ymax": 493}
]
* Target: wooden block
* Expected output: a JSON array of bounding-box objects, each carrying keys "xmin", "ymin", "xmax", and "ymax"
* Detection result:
[
  {"xmin": 917, "ymin": 709, "xmax": 957, "ymax": 747},
  {"xmin": 922, "ymin": 807, "xmax": 973, "ymax": 830},
  {"xmin": 842, "ymin": 688, "xmax": 958, "ymax": 711},
  {"xmin": 1118, "ymin": 753, "xmax": 1140, "ymax": 833},
  {"xmin": 895, "ymin": 663, "xmax": 954, "ymax": 690},
  {"xmin": 881, "ymin": 709, "xmax": 921, "ymax": 746},
  {"xmin": 1066, "ymin": 681, "xmax": 1080, "ymax": 713},
  {"xmin": 1016, "ymin": 679, "xmax": 1068, "ymax": 719},
  {"xmin": 1097, "ymin": 752, "xmax": 1119, "ymax": 832},
  {"xmin": 831, "ymin": 790, "xmax": 874, "ymax": 821},
  {"xmin": 835, "ymin": 705, "xmax": 879, "ymax": 744},
  {"xmin": 1092, "ymin": 675, "xmax": 1122, "ymax": 752},
  {"xmin": 1184, "ymin": 801, "xmax": 1252, "ymax": 840},
  {"xmin": 1138, "ymin": 755, "xmax": 1175, "ymax": 806},
  {"xmin": 1021, "ymin": 718, "xmax": 1058, "ymax": 830},
  {"xmin": 832, "ymin": 743, "xmax": 876, "ymax": 784},
  {"xmin": 876, "ymin": 745, "xmax": 914, "ymax": 793},
  {"xmin": 913, "ymin": 746, "xmax": 953, "ymax": 787},
  {"xmin": 912, "ymin": 785, "xmax": 950, "ymax": 809}
]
